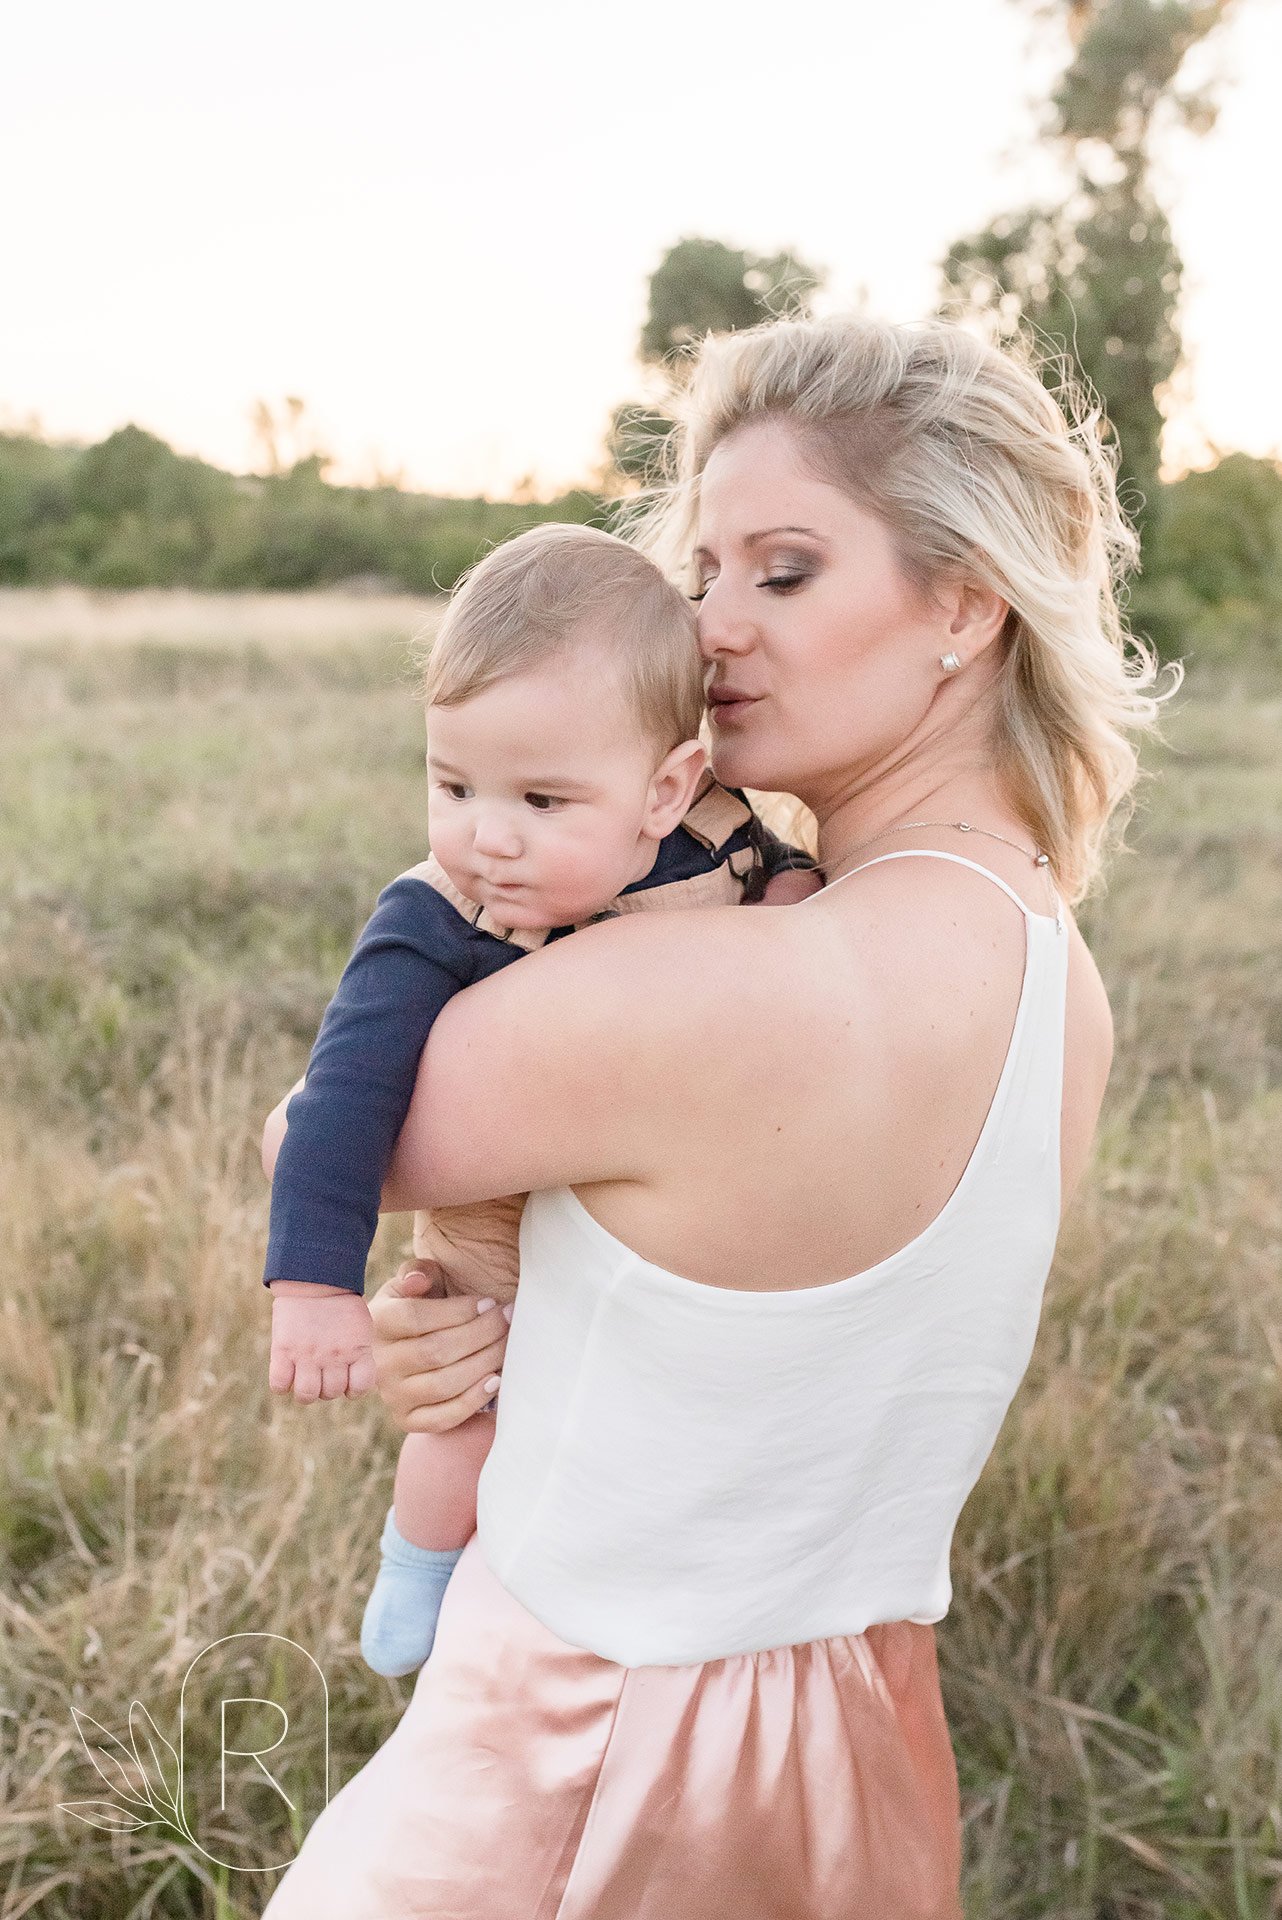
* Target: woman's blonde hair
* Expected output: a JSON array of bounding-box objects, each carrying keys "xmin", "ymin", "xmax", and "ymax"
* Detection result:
[
  {"xmin": 420, "ymin": 522, "xmax": 705, "ymax": 753},
  {"xmin": 622, "ymin": 314, "xmax": 1179, "ymax": 902}
]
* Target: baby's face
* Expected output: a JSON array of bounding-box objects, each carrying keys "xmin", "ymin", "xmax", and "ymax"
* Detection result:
[{"xmin": 426, "ymin": 640, "xmax": 683, "ymax": 930}]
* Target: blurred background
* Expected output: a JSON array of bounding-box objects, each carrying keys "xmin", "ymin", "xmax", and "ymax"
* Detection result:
[{"xmin": 2, "ymin": 4, "xmax": 1279, "ymax": 1917}]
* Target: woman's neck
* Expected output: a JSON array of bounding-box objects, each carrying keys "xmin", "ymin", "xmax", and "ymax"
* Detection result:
[{"xmin": 811, "ymin": 751, "xmax": 1032, "ymax": 878}]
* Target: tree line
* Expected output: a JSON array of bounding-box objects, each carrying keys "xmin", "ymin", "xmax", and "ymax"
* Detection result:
[
  {"xmin": 0, "ymin": 424, "xmax": 604, "ymax": 598},
  {"xmin": 1, "ymin": 0, "xmax": 1278, "ymax": 664}
]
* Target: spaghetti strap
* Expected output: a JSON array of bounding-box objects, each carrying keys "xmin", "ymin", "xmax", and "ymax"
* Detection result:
[{"xmin": 819, "ymin": 848, "xmax": 1064, "ymax": 929}]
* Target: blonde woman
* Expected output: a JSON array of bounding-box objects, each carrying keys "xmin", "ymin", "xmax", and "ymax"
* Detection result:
[{"xmin": 262, "ymin": 314, "xmax": 1166, "ymax": 1920}]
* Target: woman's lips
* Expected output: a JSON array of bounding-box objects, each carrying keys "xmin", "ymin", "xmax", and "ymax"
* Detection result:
[{"xmin": 708, "ymin": 692, "xmax": 761, "ymax": 725}]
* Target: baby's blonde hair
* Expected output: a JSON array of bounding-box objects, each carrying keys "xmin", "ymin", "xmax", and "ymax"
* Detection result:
[
  {"xmin": 420, "ymin": 522, "xmax": 705, "ymax": 753},
  {"xmin": 623, "ymin": 314, "xmax": 1179, "ymax": 902}
]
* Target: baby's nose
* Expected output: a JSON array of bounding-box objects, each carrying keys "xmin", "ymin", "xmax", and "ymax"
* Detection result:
[{"xmin": 472, "ymin": 813, "xmax": 522, "ymax": 858}]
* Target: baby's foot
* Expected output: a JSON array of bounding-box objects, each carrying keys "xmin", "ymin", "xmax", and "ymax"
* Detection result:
[{"xmin": 359, "ymin": 1506, "xmax": 464, "ymax": 1678}]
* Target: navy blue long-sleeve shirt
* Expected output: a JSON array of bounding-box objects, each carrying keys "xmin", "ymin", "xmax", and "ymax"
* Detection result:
[{"xmin": 264, "ymin": 786, "xmax": 813, "ymax": 1296}]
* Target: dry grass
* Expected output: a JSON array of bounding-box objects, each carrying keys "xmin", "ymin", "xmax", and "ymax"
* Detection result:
[
  {"xmin": 0, "ymin": 587, "xmax": 439, "ymax": 651},
  {"xmin": 0, "ymin": 606, "xmax": 1279, "ymax": 1918}
]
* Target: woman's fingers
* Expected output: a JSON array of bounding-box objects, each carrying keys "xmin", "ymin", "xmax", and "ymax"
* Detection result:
[
  {"xmin": 380, "ymin": 1327, "xmax": 509, "ymax": 1428},
  {"xmin": 372, "ymin": 1293, "xmax": 511, "ymax": 1385},
  {"xmin": 399, "ymin": 1363, "xmax": 506, "ymax": 1435},
  {"xmin": 367, "ymin": 1262, "xmax": 457, "ymax": 1342},
  {"xmin": 367, "ymin": 1259, "xmax": 510, "ymax": 1431}
]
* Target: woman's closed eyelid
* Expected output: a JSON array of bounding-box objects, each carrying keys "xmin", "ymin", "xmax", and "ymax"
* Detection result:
[{"xmin": 690, "ymin": 568, "xmax": 812, "ymax": 602}]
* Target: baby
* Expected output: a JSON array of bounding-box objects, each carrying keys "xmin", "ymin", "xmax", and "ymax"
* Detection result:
[{"xmin": 262, "ymin": 523, "xmax": 816, "ymax": 1676}]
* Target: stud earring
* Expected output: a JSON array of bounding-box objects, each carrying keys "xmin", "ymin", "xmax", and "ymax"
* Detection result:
[{"xmin": 940, "ymin": 651, "xmax": 961, "ymax": 674}]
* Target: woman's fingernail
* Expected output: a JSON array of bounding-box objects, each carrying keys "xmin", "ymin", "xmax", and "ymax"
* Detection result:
[
  {"xmin": 501, "ymin": 1304, "xmax": 513, "ymax": 1323},
  {"xmin": 476, "ymin": 1298, "xmax": 496, "ymax": 1314},
  {"xmin": 483, "ymin": 1375, "xmax": 502, "ymax": 1394}
]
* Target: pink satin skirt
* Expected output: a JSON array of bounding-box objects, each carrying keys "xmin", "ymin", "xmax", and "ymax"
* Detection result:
[{"xmin": 261, "ymin": 1535, "xmax": 962, "ymax": 1919}]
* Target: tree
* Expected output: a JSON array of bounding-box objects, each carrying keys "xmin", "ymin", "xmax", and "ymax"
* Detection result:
[
  {"xmin": 606, "ymin": 237, "xmax": 825, "ymax": 485},
  {"xmin": 71, "ymin": 425, "xmax": 183, "ymax": 519},
  {"xmin": 639, "ymin": 237, "xmax": 823, "ymax": 366},
  {"xmin": 941, "ymin": 0, "xmax": 1236, "ymax": 524}
]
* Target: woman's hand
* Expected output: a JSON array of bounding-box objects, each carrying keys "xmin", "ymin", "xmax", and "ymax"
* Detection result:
[{"xmin": 369, "ymin": 1260, "xmax": 511, "ymax": 1433}]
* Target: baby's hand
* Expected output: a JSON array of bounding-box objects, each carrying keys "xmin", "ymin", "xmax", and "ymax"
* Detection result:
[
  {"xmin": 268, "ymin": 1283, "xmax": 376, "ymax": 1402},
  {"xmin": 760, "ymin": 866, "xmax": 825, "ymax": 905}
]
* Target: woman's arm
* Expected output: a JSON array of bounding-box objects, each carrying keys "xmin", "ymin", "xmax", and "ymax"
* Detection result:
[{"xmin": 383, "ymin": 902, "xmax": 773, "ymax": 1213}]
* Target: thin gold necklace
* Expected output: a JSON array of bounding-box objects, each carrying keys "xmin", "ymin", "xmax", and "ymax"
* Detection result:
[{"xmin": 818, "ymin": 819, "xmax": 1061, "ymax": 923}]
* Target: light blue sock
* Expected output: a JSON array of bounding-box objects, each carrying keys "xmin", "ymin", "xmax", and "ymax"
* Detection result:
[{"xmin": 359, "ymin": 1505, "xmax": 464, "ymax": 1678}]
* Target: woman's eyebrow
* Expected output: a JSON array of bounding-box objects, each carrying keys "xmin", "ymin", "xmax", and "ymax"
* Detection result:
[{"xmin": 693, "ymin": 525, "xmax": 825, "ymax": 560}]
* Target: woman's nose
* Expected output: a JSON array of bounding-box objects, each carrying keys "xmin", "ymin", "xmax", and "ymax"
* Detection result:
[{"xmin": 696, "ymin": 586, "xmax": 755, "ymax": 661}]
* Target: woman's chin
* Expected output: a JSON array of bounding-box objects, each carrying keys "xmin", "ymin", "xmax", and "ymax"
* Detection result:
[{"xmin": 709, "ymin": 740, "xmax": 781, "ymax": 794}]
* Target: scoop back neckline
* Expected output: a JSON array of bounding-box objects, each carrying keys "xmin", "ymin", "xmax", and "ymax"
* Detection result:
[{"xmin": 545, "ymin": 907, "xmax": 1063, "ymax": 1309}]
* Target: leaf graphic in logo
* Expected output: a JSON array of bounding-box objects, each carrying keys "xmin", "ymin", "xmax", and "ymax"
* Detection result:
[
  {"xmin": 65, "ymin": 1706, "xmax": 154, "ymax": 1812},
  {"xmin": 127, "ymin": 1700, "xmax": 182, "ymax": 1823},
  {"xmin": 58, "ymin": 1798, "xmax": 162, "ymax": 1834}
]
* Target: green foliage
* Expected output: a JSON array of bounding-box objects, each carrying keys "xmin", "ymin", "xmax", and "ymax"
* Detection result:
[
  {"xmin": 941, "ymin": 0, "xmax": 1235, "ymax": 521},
  {"xmin": 601, "ymin": 235, "xmax": 823, "ymax": 491},
  {"xmin": 1130, "ymin": 454, "xmax": 1282, "ymax": 663},
  {"xmin": 945, "ymin": 179, "xmax": 1181, "ymax": 515},
  {"xmin": 1151, "ymin": 452, "xmax": 1282, "ymax": 607},
  {"xmin": 0, "ymin": 428, "xmax": 608, "ymax": 593},
  {"xmin": 1050, "ymin": 0, "xmax": 1229, "ymax": 150},
  {"xmin": 639, "ymin": 236, "xmax": 823, "ymax": 365}
]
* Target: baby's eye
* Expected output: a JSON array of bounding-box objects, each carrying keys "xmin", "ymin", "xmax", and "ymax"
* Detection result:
[
  {"xmin": 524, "ymin": 792, "xmax": 564, "ymax": 811},
  {"xmin": 436, "ymin": 781, "xmax": 470, "ymax": 800}
]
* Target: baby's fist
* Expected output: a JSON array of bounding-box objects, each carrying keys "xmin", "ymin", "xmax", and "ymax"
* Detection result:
[{"xmin": 269, "ymin": 1288, "xmax": 376, "ymax": 1403}]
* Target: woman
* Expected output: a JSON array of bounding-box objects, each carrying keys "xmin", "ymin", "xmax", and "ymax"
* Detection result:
[{"xmin": 261, "ymin": 314, "xmax": 1164, "ymax": 1919}]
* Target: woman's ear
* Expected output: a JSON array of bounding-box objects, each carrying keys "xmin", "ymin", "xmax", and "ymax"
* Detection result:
[
  {"xmin": 644, "ymin": 738, "xmax": 709, "ymax": 839},
  {"xmin": 944, "ymin": 575, "xmax": 1010, "ymax": 661}
]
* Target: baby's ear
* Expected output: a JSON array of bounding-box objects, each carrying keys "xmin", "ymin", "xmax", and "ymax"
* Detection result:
[{"xmin": 648, "ymin": 738, "xmax": 707, "ymax": 835}]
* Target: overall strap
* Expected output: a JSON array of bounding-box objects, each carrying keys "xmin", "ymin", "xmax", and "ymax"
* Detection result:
[{"xmin": 832, "ymin": 848, "xmax": 1063, "ymax": 928}]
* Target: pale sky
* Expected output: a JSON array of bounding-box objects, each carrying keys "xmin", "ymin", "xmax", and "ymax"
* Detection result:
[{"xmin": 4, "ymin": 0, "xmax": 1279, "ymax": 497}]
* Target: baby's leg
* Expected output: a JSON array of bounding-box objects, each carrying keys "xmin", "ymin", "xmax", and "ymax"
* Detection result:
[
  {"xmin": 392, "ymin": 1418, "xmax": 497, "ymax": 1549},
  {"xmin": 362, "ymin": 1204, "xmax": 519, "ymax": 1676},
  {"xmin": 360, "ymin": 1422, "xmax": 498, "ymax": 1677}
]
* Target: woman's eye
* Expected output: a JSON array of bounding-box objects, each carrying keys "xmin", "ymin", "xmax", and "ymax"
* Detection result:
[{"xmin": 761, "ymin": 573, "xmax": 809, "ymax": 593}]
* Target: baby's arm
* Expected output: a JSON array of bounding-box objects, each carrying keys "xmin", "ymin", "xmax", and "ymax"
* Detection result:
[{"xmin": 265, "ymin": 876, "xmax": 517, "ymax": 1401}]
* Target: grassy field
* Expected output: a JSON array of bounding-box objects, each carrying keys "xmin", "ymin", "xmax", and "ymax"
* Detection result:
[{"xmin": 1, "ymin": 590, "xmax": 1279, "ymax": 1919}]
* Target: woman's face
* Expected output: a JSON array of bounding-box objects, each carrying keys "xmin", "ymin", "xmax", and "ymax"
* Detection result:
[{"xmin": 693, "ymin": 417, "xmax": 956, "ymax": 809}]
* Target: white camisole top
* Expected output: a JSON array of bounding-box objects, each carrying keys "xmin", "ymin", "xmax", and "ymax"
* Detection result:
[{"xmin": 475, "ymin": 851, "xmax": 1070, "ymax": 1666}]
